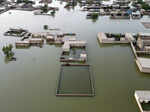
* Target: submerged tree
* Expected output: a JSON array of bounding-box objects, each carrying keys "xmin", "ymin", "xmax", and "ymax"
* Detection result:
[
  {"xmin": 91, "ymin": 13, "xmax": 99, "ymax": 22},
  {"xmin": 114, "ymin": 34, "xmax": 121, "ymax": 41},
  {"xmin": 2, "ymin": 44, "xmax": 15, "ymax": 61},
  {"xmin": 43, "ymin": 25, "xmax": 48, "ymax": 30},
  {"xmin": 51, "ymin": 10, "xmax": 56, "ymax": 17},
  {"xmin": 41, "ymin": 4, "xmax": 48, "ymax": 13}
]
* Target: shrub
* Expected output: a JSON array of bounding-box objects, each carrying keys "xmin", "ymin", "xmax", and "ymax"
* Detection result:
[
  {"xmin": 43, "ymin": 25, "xmax": 48, "ymax": 30},
  {"xmin": 114, "ymin": 34, "xmax": 121, "ymax": 41},
  {"xmin": 41, "ymin": 4, "xmax": 48, "ymax": 13},
  {"xmin": 2, "ymin": 44, "xmax": 14, "ymax": 60}
]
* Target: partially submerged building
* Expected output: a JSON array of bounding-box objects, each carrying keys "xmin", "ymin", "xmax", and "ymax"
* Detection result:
[
  {"xmin": 61, "ymin": 39, "xmax": 87, "ymax": 63},
  {"xmin": 4, "ymin": 28, "xmax": 28, "ymax": 37},
  {"xmin": 137, "ymin": 33, "xmax": 150, "ymax": 51},
  {"xmin": 110, "ymin": 11, "xmax": 130, "ymax": 19},
  {"xmin": 29, "ymin": 38, "xmax": 44, "ymax": 44},
  {"xmin": 97, "ymin": 32, "xmax": 150, "ymax": 73},
  {"xmin": 46, "ymin": 35, "xmax": 55, "ymax": 43},
  {"xmin": 62, "ymin": 40, "xmax": 87, "ymax": 52},
  {"xmin": 135, "ymin": 90, "xmax": 150, "ymax": 112},
  {"xmin": 136, "ymin": 57, "xmax": 150, "ymax": 73},
  {"xmin": 132, "ymin": 11, "xmax": 142, "ymax": 19},
  {"xmin": 15, "ymin": 40, "xmax": 30, "ymax": 48},
  {"xmin": 135, "ymin": 32, "xmax": 150, "ymax": 73},
  {"xmin": 113, "ymin": 0, "xmax": 130, "ymax": 6},
  {"xmin": 97, "ymin": 32, "xmax": 134, "ymax": 44}
]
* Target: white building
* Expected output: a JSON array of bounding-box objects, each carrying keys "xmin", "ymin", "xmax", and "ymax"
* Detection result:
[{"xmin": 135, "ymin": 90, "xmax": 150, "ymax": 112}]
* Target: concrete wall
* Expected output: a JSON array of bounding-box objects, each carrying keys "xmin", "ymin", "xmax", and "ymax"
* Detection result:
[{"xmin": 136, "ymin": 59, "xmax": 150, "ymax": 73}]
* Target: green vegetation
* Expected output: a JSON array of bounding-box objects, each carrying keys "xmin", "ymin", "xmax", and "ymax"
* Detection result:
[
  {"xmin": 51, "ymin": 10, "xmax": 56, "ymax": 16},
  {"xmin": 137, "ymin": 0, "xmax": 143, "ymax": 4},
  {"xmin": 141, "ymin": 102, "xmax": 150, "ymax": 111},
  {"xmin": 2, "ymin": 44, "xmax": 15, "ymax": 61},
  {"xmin": 137, "ymin": 0, "xmax": 150, "ymax": 10},
  {"xmin": 0, "ymin": 0, "xmax": 4, "ymax": 4},
  {"xmin": 91, "ymin": 13, "xmax": 99, "ymax": 19},
  {"xmin": 142, "ymin": 3, "xmax": 150, "ymax": 10},
  {"xmin": 90, "ymin": 13, "xmax": 99, "ymax": 22},
  {"xmin": 43, "ymin": 25, "xmax": 48, "ymax": 30},
  {"xmin": 114, "ymin": 34, "xmax": 121, "ymax": 41},
  {"xmin": 41, "ymin": 4, "xmax": 48, "ymax": 13}
]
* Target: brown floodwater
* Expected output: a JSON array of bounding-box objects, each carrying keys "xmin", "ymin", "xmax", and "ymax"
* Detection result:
[{"xmin": 0, "ymin": 0, "xmax": 150, "ymax": 112}]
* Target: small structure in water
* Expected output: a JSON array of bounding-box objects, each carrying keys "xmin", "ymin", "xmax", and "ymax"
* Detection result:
[
  {"xmin": 113, "ymin": 0, "xmax": 130, "ymax": 6},
  {"xmin": 57, "ymin": 32, "xmax": 64, "ymax": 38},
  {"xmin": 136, "ymin": 33, "xmax": 150, "ymax": 51},
  {"xmin": 32, "ymin": 33, "xmax": 43, "ymax": 38},
  {"xmin": 135, "ymin": 33, "xmax": 150, "ymax": 73},
  {"xmin": 97, "ymin": 32, "xmax": 134, "ymax": 44},
  {"xmin": 110, "ymin": 11, "xmax": 130, "ymax": 19},
  {"xmin": 33, "ymin": 9, "xmax": 52, "ymax": 15},
  {"xmin": 86, "ymin": 12, "xmax": 99, "ymax": 19},
  {"xmin": 4, "ymin": 28, "xmax": 28, "ymax": 37},
  {"xmin": 132, "ymin": 11, "xmax": 142, "ymax": 19},
  {"xmin": 136, "ymin": 57, "xmax": 150, "ymax": 73},
  {"xmin": 29, "ymin": 38, "xmax": 44, "ymax": 45},
  {"xmin": 15, "ymin": 40, "xmax": 30, "ymax": 48},
  {"xmin": 97, "ymin": 32, "xmax": 150, "ymax": 74},
  {"xmin": 62, "ymin": 40, "xmax": 87, "ymax": 52},
  {"xmin": 46, "ymin": 35, "xmax": 55, "ymax": 43},
  {"xmin": 33, "ymin": 6, "xmax": 58, "ymax": 16},
  {"xmin": 141, "ymin": 22, "xmax": 150, "ymax": 29},
  {"xmin": 63, "ymin": 33, "xmax": 76, "ymax": 36},
  {"xmin": 135, "ymin": 90, "xmax": 150, "ymax": 112},
  {"xmin": 61, "ymin": 40, "xmax": 87, "ymax": 63},
  {"xmin": 60, "ymin": 47, "xmax": 87, "ymax": 63},
  {"xmin": 39, "ymin": 0, "xmax": 52, "ymax": 4}
]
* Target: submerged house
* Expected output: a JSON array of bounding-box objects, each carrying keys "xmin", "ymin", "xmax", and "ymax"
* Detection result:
[
  {"xmin": 136, "ymin": 33, "xmax": 150, "ymax": 73},
  {"xmin": 32, "ymin": 33, "xmax": 42, "ymax": 38},
  {"xmin": 99, "ymin": 9, "xmax": 106, "ymax": 15},
  {"xmin": 4, "ymin": 28, "xmax": 28, "ymax": 37},
  {"xmin": 34, "ymin": 10, "xmax": 43, "ymax": 15},
  {"xmin": 110, "ymin": 11, "xmax": 130, "ymax": 19},
  {"xmin": 97, "ymin": 32, "xmax": 133, "ymax": 43},
  {"xmin": 132, "ymin": 11, "xmax": 141, "ymax": 19},
  {"xmin": 29, "ymin": 38, "xmax": 44, "ymax": 44},
  {"xmin": 136, "ymin": 57, "xmax": 150, "ymax": 73},
  {"xmin": 15, "ymin": 40, "xmax": 30, "ymax": 47},
  {"xmin": 46, "ymin": 35, "xmax": 55, "ymax": 43},
  {"xmin": 86, "ymin": 12, "xmax": 99, "ymax": 18},
  {"xmin": 113, "ymin": 0, "xmax": 130, "ymax": 6},
  {"xmin": 61, "ymin": 40, "xmax": 87, "ymax": 62},
  {"xmin": 62, "ymin": 40, "xmax": 87, "ymax": 53},
  {"xmin": 135, "ymin": 90, "xmax": 150, "ymax": 112},
  {"xmin": 137, "ymin": 33, "xmax": 150, "ymax": 51}
]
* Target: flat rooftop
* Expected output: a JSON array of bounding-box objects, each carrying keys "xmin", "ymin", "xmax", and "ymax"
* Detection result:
[
  {"xmin": 141, "ymin": 22, "xmax": 150, "ymax": 29},
  {"xmin": 138, "ymin": 58, "xmax": 150, "ymax": 68},
  {"xmin": 135, "ymin": 91, "xmax": 150, "ymax": 101}
]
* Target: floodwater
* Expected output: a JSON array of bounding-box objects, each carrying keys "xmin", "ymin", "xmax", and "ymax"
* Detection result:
[
  {"xmin": 0, "ymin": 0, "xmax": 150, "ymax": 112},
  {"xmin": 57, "ymin": 65, "xmax": 93, "ymax": 95}
]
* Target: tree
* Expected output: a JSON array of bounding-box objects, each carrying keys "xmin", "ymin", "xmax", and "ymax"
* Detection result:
[
  {"xmin": 41, "ymin": 4, "xmax": 48, "ymax": 13},
  {"xmin": 43, "ymin": 25, "xmax": 48, "ymax": 30},
  {"xmin": 2, "ymin": 44, "xmax": 14, "ymax": 61}
]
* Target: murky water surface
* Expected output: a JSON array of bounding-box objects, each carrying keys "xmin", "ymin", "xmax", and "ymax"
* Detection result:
[{"xmin": 0, "ymin": 0, "xmax": 150, "ymax": 112}]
